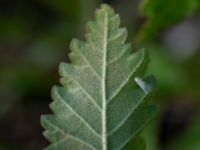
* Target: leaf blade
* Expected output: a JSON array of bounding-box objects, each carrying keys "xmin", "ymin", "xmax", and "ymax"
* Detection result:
[{"xmin": 41, "ymin": 4, "xmax": 157, "ymax": 150}]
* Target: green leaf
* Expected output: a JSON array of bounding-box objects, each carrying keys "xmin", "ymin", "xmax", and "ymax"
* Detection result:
[
  {"xmin": 41, "ymin": 4, "xmax": 157, "ymax": 150},
  {"xmin": 123, "ymin": 136, "xmax": 146, "ymax": 150},
  {"xmin": 137, "ymin": 0, "xmax": 199, "ymax": 43}
]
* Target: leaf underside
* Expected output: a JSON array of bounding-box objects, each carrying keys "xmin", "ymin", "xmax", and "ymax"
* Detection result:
[{"xmin": 41, "ymin": 4, "xmax": 157, "ymax": 150}]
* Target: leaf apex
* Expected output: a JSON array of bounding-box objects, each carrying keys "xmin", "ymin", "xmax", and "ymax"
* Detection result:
[
  {"xmin": 100, "ymin": 3, "xmax": 114, "ymax": 12},
  {"xmin": 135, "ymin": 75, "xmax": 156, "ymax": 95}
]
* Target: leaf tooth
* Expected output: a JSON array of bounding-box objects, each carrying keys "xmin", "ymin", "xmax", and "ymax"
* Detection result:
[
  {"xmin": 41, "ymin": 115, "xmax": 97, "ymax": 150},
  {"xmin": 51, "ymin": 86, "xmax": 102, "ymax": 134},
  {"xmin": 107, "ymin": 43, "xmax": 131, "ymax": 65},
  {"xmin": 118, "ymin": 105, "xmax": 157, "ymax": 150},
  {"xmin": 107, "ymin": 28, "xmax": 127, "ymax": 52},
  {"xmin": 107, "ymin": 104, "xmax": 157, "ymax": 149},
  {"xmin": 69, "ymin": 51, "xmax": 86, "ymax": 66},
  {"xmin": 108, "ymin": 14, "xmax": 120, "ymax": 30},
  {"xmin": 43, "ymin": 128, "xmax": 66, "ymax": 144},
  {"xmin": 86, "ymin": 32, "xmax": 104, "ymax": 51},
  {"xmin": 100, "ymin": 4, "xmax": 114, "ymax": 15},
  {"xmin": 107, "ymin": 76, "xmax": 156, "ymax": 137},
  {"xmin": 70, "ymin": 39, "xmax": 102, "ymax": 78},
  {"xmin": 107, "ymin": 49, "xmax": 148, "ymax": 103},
  {"xmin": 107, "ymin": 98, "xmax": 146, "ymax": 137},
  {"xmin": 59, "ymin": 76, "xmax": 77, "ymax": 90},
  {"xmin": 41, "ymin": 115, "xmax": 66, "ymax": 143},
  {"xmin": 135, "ymin": 75, "xmax": 156, "ymax": 94},
  {"xmin": 46, "ymin": 135, "xmax": 96, "ymax": 150},
  {"xmin": 59, "ymin": 63, "xmax": 102, "ymax": 110},
  {"xmin": 108, "ymin": 28, "xmax": 127, "ymax": 43},
  {"xmin": 51, "ymin": 87, "xmax": 101, "ymax": 137},
  {"xmin": 86, "ymin": 21, "xmax": 102, "ymax": 37},
  {"xmin": 59, "ymin": 62, "xmax": 75, "ymax": 76},
  {"xmin": 95, "ymin": 4, "xmax": 114, "ymax": 27}
]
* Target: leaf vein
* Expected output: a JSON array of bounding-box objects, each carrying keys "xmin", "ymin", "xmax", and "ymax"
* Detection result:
[
  {"xmin": 61, "ymin": 69, "xmax": 102, "ymax": 111},
  {"xmin": 45, "ymin": 118, "xmax": 97, "ymax": 150},
  {"xmin": 107, "ymin": 53, "xmax": 145, "ymax": 104},
  {"xmin": 117, "ymin": 115, "xmax": 153, "ymax": 150},
  {"xmin": 55, "ymin": 90, "xmax": 101, "ymax": 137},
  {"xmin": 107, "ymin": 44, "xmax": 130, "ymax": 65},
  {"xmin": 107, "ymin": 95, "xmax": 146, "ymax": 136},
  {"xmin": 74, "ymin": 43, "xmax": 101, "ymax": 80}
]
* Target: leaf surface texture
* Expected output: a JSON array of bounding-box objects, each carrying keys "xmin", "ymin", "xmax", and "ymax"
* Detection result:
[{"xmin": 41, "ymin": 4, "xmax": 157, "ymax": 150}]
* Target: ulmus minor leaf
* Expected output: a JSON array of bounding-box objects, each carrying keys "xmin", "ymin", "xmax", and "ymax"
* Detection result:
[{"xmin": 41, "ymin": 4, "xmax": 157, "ymax": 150}]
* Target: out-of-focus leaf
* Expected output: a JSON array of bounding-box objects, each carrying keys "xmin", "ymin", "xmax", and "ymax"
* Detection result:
[
  {"xmin": 41, "ymin": 4, "xmax": 157, "ymax": 149},
  {"xmin": 183, "ymin": 51, "xmax": 200, "ymax": 95},
  {"xmin": 0, "ymin": 84, "xmax": 20, "ymax": 118},
  {"xmin": 137, "ymin": 0, "xmax": 199, "ymax": 43},
  {"xmin": 167, "ymin": 118, "xmax": 200, "ymax": 150},
  {"xmin": 141, "ymin": 120, "xmax": 159, "ymax": 150},
  {"xmin": 146, "ymin": 45, "xmax": 189, "ymax": 95},
  {"xmin": 123, "ymin": 136, "xmax": 146, "ymax": 150}
]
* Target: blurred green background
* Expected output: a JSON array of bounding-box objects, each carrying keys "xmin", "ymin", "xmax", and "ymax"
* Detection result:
[{"xmin": 0, "ymin": 0, "xmax": 200, "ymax": 149}]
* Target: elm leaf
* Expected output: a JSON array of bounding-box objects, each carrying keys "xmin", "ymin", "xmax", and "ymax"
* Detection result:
[{"xmin": 41, "ymin": 4, "xmax": 157, "ymax": 150}]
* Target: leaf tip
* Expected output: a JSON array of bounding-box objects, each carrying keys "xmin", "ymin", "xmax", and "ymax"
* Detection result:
[
  {"xmin": 58, "ymin": 62, "xmax": 68, "ymax": 77},
  {"xmin": 100, "ymin": 3, "xmax": 114, "ymax": 12},
  {"xmin": 135, "ymin": 75, "xmax": 156, "ymax": 94}
]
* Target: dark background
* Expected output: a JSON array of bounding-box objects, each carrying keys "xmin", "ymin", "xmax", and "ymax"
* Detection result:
[{"xmin": 0, "ymin": 0, "xmax": 200, "ymax": 149}]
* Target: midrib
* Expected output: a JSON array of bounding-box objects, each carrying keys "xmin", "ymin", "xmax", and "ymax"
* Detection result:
[{"xmin": 102, "ymin": 11, "xmax": 108, "ymax": 150}]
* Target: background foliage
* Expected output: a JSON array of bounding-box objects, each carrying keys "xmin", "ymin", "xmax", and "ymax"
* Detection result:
[{"xmin": 0, "ymin": 0, "xmax": 200, "ymax": 149}]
